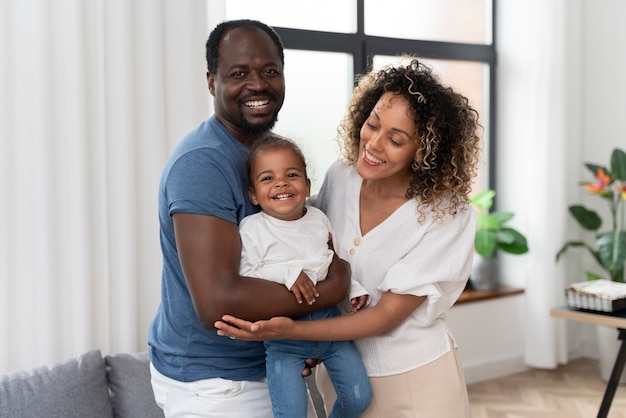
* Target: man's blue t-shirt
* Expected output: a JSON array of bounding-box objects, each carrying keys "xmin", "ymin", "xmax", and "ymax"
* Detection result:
[{"xmin": 148, "ymin": 117, "xmax": 263, "ymax": 382}]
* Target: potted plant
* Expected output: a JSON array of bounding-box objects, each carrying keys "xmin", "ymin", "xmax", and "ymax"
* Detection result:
[
  {"xmin": 556, "ymin": 148, "xmax": 626, "ymax": 282},
  {"xmin": 469, "ymin": 189, "xmax": 529, "ymax": 290},
  {"xmin": 555, "ymin": 147, "xmax": 626, "ymax": 383}
]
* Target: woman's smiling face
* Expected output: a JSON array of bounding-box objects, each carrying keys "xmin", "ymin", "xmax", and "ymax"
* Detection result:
[{"xmin": 357, "ymin": 92, "xmax": 419, "ymax": 183}]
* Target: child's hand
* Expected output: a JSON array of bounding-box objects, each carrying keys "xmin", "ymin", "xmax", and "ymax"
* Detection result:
[
  {"xmin": 350, "ymin": 294, "xmax": 369, "ymax": 312},
  {"xmin": 327, "ymin": 232, "xmax": 335, "ymax": 251},
  {"xmin": 290, "ymin": 272, "xmax": 319, "ymax": 305}
]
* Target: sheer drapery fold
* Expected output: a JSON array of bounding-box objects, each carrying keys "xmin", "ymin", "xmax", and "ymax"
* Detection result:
[
  {"xmin": 497, "ymin": 0, "xmax": 581, "ymax": 369},
  {"xmin": 0, "ymin": 0, "xmax": 209, "ymax": 373}
]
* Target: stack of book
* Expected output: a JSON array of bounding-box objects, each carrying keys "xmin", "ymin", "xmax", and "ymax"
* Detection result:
[{"xmin": 566, "ymin": 279, "xmax": 626, "ymax": 313}]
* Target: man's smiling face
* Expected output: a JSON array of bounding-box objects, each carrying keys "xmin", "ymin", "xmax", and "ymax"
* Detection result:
[{"xmin": 209, "ymin": 27, "xmax": 285, "ymax": 143}]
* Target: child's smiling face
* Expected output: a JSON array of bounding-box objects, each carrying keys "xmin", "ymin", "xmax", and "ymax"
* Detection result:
[{"xmin": 248, "ymin": 147, "xmax": 311, "ymax": 221}]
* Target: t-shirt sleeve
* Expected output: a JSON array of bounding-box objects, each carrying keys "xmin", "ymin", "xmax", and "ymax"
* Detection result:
[
  {"xmin": 165, "ymin": 149, "xmax": 240, "ymax": 224},
  {"xmin": 378, "ymin": 208, "xmax": 475, "ymax": 325}
]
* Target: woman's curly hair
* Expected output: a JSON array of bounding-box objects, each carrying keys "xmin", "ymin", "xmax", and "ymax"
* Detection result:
[{"xmin": 337, "ymin": 57, "xmax": 482, "ymax": 222}]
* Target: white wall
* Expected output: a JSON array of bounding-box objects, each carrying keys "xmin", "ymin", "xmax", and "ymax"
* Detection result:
[{"xmin": 448, "ymin": 295, "xmax": 527, "ymax": 384}]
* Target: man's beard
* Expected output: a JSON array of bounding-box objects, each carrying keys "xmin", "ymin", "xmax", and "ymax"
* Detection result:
[{"xmin": 238, "ymin": 109, "xmax": 280, "ymax": 135}]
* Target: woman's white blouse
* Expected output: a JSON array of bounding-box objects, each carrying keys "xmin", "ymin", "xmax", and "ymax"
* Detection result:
[{"xmin": 311, "ymin": 160, "xmax": 475, "ymax": 377}]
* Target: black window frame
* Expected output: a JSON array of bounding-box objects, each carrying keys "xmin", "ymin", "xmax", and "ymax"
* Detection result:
[{"xmin": 274, "ymin": 0, "xmax": 497, "ymax": 191}]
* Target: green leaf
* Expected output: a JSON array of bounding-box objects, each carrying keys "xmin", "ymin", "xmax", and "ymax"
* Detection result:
[
  {"xmin": 569, "ymin": 205, "xmax": 602, "ymax": 231},
  {"xmin": 611, "ymin": 148, "xmax": 626, "ymax": 181},
  {"xmin": 585, "ymin": 271, "xmax": 606, "ymax": 281},
  {"xmin": 475, "ymin": 229, "xmax": 497, "ymax": 257},
  {"xmin": 476, "ymin": 213, "xmax": 499, "ymax": 230},
  {"xmin": 491, "ymin": 211, "xmax": 514, "ymax": 225},
  {"xmin": 497, "ymin": 228, "xmax": 529, "ymax": 254},
  {"xmin": 556, "ymin": 241, "xmax": 599, "ymax": 262},
  {"xmin": 495, "ymin": 229, "xmax": 516, "ymax": 245},
  {"xmin": 596, "ymin": 230, "xmax": 626, "ymax": 277},
  {"xmin": 471, "ymin": 188, "xmax": 529, "ymax": 258},
  {"xmin": 469, "ymin": 189, "xmax": 496, "ymax": 211},
  {"xmin": 585, "ymin": 163, "xmax": 608, "ymax": 177}
]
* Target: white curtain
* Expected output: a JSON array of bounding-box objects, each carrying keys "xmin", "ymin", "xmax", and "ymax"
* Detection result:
[
  {"xmin": 497, "ymin": 0, "xmax": 582, "ymax": 368},
  {"xmin": 0, "ymin": 0, "xmax": 210, "ymax": 373}
]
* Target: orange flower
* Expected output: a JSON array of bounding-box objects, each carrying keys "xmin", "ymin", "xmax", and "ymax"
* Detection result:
[{"xmin": 583, "ymin": 168, "xmax": 611, "ymax": 195}]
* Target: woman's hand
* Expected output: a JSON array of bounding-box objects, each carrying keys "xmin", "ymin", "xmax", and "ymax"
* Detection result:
[
  {"xmin": 214, "ymin": 315, "xmax": 295, "ymax": 341},
  {"xmin": 216, "ymin": 315, "xmax": 319, "ymax": 377}
]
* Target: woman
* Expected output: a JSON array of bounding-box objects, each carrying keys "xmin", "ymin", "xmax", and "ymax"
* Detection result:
[{"xmin": 215, "ymin": 58, "xmax": 482, "ymax": 417}]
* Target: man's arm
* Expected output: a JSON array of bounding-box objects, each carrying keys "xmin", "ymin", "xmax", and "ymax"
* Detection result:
[{"xmin": 174, "ymin": 213, "xmax": 351, "ymax": 329}]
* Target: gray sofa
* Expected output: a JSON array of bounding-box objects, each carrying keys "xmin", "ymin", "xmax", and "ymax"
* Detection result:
[{"xmin": 0, "ymin": 349, "xmax": 164, "ymax": 418}]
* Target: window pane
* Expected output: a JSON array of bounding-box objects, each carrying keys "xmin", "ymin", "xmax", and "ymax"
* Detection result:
[
  {"xmin": 223, "ymin": 0, "xmax": 357, "ymax": 33},
  {"xmin": 373, "ymin": 55, "xmax": 490, "ymax": 192},
  {"xmin": 365, "ymin": 0, "xmax": 492, "ymax": 44},
  {"xmin": 274, "ymin": 50, "xmax": 354, "ymax": 193}
]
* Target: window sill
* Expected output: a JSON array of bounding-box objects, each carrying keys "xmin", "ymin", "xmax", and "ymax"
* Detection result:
[{"xmin": 454, "ymin": 285, "xmax": 524, "ymax": 305}]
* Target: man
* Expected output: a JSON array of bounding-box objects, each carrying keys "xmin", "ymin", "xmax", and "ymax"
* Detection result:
[{"xmin": 148, "ymin": 19, "xmax": 350, "ymax": 417}]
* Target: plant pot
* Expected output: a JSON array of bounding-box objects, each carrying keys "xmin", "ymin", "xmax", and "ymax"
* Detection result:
[
  {"xmin": 469, "ymin": 253, "xmax": 499, "ymax": 291},
  {"xmin": 596, "ymin": 325, "xmax": 626, "ymax": 383}
]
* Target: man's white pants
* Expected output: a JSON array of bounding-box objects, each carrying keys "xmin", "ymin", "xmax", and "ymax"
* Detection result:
[{"xmin": 150, "ymin": 363, "xmax": 317, "ymax": 417}]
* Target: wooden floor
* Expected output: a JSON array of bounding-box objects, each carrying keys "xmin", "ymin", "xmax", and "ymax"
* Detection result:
[
  {"xmin": 309, "ymin": 357, "xmax": 626, "ymax": 417},
  {"xmin": 468, "ymin": 358, "xmax": 626, "ymax": 417}
]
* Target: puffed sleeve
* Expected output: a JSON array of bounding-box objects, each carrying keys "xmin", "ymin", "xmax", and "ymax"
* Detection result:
[{"xmin": 378, "ymin": 208, "xmax": 475, "ymax": 325}]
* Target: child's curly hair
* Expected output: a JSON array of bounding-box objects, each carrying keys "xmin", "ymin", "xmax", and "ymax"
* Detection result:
[{"xmin": 337, "ymin": 57, "xmax": 483, "ymax": 222}]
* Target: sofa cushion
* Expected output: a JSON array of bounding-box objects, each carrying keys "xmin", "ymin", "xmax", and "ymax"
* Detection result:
[
  {"xmin": 105, "ymin": 351, "xmax": 164, "ymax": 418},
  {"xmin": 0, "ymin": 349, "xmax": 113, "ymax": 418}
]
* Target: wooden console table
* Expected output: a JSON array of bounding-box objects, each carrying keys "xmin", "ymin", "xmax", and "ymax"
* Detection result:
[
  {"xmin": 550, "ymin": 307, "xmax": 626, "ymax": 418},
  {"xmin": 455, "ymin": 285, "xmax": 524, "ymax": 305}
]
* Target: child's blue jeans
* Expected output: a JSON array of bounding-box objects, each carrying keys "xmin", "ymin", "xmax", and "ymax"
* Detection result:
[{"xmin": 264, "ymin": 307, "xmax": 372, "ymax": 418}]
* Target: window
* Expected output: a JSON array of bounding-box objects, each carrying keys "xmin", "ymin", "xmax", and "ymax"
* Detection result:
[
  {"xmin": 217, "ymin": 0, "xmax": 495, "ymax": 193},
  {"xmin": 364, "ymin": 0, "xmax": 492, "ymax": 44}
]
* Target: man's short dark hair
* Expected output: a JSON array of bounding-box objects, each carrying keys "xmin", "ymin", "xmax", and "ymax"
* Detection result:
[{"xmin": 205, "ymin": 19, "xmax": 285, "ymax": 74}]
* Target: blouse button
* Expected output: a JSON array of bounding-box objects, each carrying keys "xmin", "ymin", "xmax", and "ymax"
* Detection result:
[
  {"xmin": 349, "ymin": 248, "xmax": 356, "ymax": 256},
  {"xmin": 354, "ymin": 237, "xmax": 362, "ymax": 246}
]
